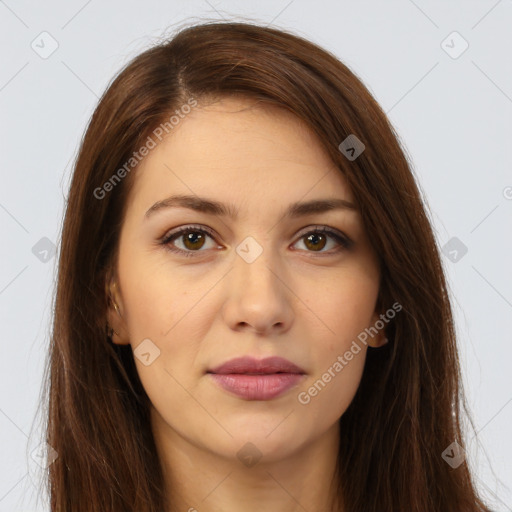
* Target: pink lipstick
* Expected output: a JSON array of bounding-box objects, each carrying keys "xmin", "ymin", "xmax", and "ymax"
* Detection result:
[{"xmin": 207, "ymin": 356, "xmax": 306, "ymax": 400}]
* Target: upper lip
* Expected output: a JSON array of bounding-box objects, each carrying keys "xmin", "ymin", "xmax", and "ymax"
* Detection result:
[{"xmin": 208, "ymin": 356, "xmax": 305, "ymax": 375}]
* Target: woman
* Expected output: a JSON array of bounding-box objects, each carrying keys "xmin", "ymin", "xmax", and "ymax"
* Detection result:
[{"xmin": 43, "ymin": 21, "xmax": 492, "ymax": 511}]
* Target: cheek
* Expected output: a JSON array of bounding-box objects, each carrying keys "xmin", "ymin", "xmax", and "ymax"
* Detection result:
[
  {"xmin": 118, "ymin": 249, "xmax": 213, "ymax": 340},
  {"xmin": 117, "ymin": 253, "xmax": 220, "ymax": 395},
  {"xmin": 309, "ymin": 265, "xmax": 379, "ymax": 348},
  {"xmin": 298, "ymin": 348, "xmax": 367, "ymax": 418},
  {"xmin": 296, "ymin": 308, "xmax": 370, "ymax": 424},
  {"xmin": 295, "ymin": 265, "xmax": 378, "ymax": 414}
]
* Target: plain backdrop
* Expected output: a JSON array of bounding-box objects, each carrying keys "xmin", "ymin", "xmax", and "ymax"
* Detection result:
[{"xmin": 0, "ymin": 1, "xmax": 511, "ymax": 510}]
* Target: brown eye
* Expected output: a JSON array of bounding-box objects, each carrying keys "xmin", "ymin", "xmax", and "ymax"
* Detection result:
[
  {"xmin": 303, "ymin": 233, "xmax": 327, "ymax": 251},
  {"xmin": 181, "ymin": 231, "xmax": 207, "ymax": 250},
  {"xmin": 161, "ymin": 225, "xmax": 219, "ymax": 256},
  {"xmin": 293, "ymin": 227, "xmax": 353, "ymax": 254}
]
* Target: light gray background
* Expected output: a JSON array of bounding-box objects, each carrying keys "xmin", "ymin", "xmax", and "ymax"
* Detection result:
[{"xmin": 1, "ymin": 1, "xmax": 511, "ymax": 510}]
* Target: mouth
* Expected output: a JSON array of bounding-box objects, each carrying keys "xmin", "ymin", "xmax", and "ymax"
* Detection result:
[{"xmin": 207, "ymin": 356, "xmax": 306, "ymax": 400}]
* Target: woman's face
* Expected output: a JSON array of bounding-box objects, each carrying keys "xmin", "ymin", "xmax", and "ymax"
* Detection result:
[{"xmin": 108, "ymin": 96, "xmax": 385, "ymax": 464}]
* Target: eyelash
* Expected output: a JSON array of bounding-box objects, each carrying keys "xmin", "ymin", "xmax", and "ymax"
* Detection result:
[{"xmin": 159, "ymin": 224, "xmax": 353, "ymax": 258}]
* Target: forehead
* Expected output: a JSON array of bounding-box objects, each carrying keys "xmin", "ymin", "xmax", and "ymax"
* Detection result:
[{"xmin": 127, "ymin": 97, "xmax": 354, "ymax": 216}]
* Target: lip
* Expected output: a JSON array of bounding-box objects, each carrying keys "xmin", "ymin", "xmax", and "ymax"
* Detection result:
[
  {"xmin": 207, "ymin": 356, "xmax": 306, "ymax": 401},
  {"xmin": 208, "ymin": 356, "xmax": 305, "ymax": 375}
]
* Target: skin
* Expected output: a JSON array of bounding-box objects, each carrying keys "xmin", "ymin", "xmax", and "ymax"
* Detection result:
[{"xmin": 107, "ymin": 96, "xmax": 386, "ymax": 512}]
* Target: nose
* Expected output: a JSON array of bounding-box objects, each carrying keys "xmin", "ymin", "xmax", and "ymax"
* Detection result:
[{"xmin": 221, "ymin": 245, "xmax": 294, "ymax": 336}]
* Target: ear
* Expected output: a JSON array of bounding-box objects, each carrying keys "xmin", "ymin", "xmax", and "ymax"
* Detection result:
[
  {"xmin": 366, "ymin": 310, "xmax": 389, "ymax": 348},
  {"xmin": 105, "ymin": 271, "xmax": 130, "ymax": 345}
]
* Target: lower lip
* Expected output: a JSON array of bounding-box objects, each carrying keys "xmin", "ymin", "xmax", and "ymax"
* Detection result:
[{"xmin": 208, "ymin": 373, "xmax": 305, "ymax": 400}]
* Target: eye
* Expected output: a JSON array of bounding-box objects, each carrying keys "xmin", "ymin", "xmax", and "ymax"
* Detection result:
[
  {"xmin": 292, "ymin": 226, "xmax": 353, "ymax": 254},
  {"xmin": 160, "ymin": 224, "xmax": 353, "ymax": 258},
  {"xmin": 160, "ymin": 225, "xmax": 220, "ymax": 257}
]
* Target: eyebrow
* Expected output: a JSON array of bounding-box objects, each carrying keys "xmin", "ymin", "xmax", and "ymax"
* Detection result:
[{"xmin": 144, "ymin": 194, "xmax": 357, "ymax": 220}]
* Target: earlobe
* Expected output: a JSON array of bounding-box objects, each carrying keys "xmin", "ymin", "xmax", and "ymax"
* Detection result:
[
  {"xmin": 367, "ymin": 311, "xmax": 389, "ymax": 348},
  {"xmin": 105, "ymin": 276, "xmax": 130, "ymax": 345},
  {"xmin": 370, "ymin": 333, "xmax": 389, "ymax": 348}
]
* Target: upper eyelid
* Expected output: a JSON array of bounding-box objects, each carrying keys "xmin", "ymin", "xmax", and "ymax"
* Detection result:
[{"xmin": 162, "ymin": 224, "xmax": 217, "ymax": 242}]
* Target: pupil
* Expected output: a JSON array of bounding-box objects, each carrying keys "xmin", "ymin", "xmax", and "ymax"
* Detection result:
[
  {"xmin": 306, "ymin": 233, "xmax": 326, "ymax": 251},
  {"xmin": 184, "ymin": 232, "xmax": 204, "ymax": 249}
]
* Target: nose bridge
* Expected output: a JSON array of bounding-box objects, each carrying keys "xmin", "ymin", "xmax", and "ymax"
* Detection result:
[
  {"xmin": 233, "ymin": 234, "xmax": 281, "ymax": 295},
  {"xmin": 223, "ymin": 234, "xmax": 294, "ymax": 334}
]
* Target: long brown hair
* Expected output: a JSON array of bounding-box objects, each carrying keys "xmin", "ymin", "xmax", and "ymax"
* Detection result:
[{"xmin": 41, "ymin": 20, "xmax": 491, "ymax": 511}]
